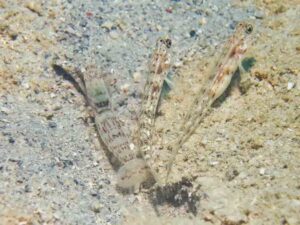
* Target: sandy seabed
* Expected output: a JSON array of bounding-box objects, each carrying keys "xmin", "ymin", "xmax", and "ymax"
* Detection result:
[{"xmin": 0, "ymin": 0, "xmax": 299, "ymax": 224}]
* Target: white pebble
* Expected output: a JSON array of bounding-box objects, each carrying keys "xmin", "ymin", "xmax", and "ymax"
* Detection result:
[
  {"xmin": 259, "ymin": 168, "xmax": 266, "ymax": 175},
  {"xmin": 129, "ymin": 143, "xmax": 135, "ymax": 150},
  {"xmin": 209, "ymin": 161, "xmax": 219, "ymax": 166},
  {"xmin": 133, "ymin": 71, "xmax": 142, "ymax": 83},
  {"xmin": 156, "ymin": 25, "xmax": 162, "ymax": 31},
  {"xmin": 174, "ymin": 61, "xmax": 183, "ymax": 68},
  {"xmin": 287, "ymin": 82, "xmax": 295, "ymax": 90},
  {"xmin": 109, "ymin": 30, "xmax": 119, "ymax": 39},
  {"xmin": 199, "ymin": 17, "xmax": 207, "ymax": 25},
  {"xmin": 22, "ymin": 82, "xmax": 30, "ymax": 89},
  {"xmin": 50, "ymin": 93, "xmax": 56, "ymax": 98}
]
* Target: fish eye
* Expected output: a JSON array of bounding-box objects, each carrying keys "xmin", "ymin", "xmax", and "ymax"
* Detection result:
[
  {"xmin": 245, "ymin": 24, "xmax": 253, "ymax": 34},
  {"xmin": 165, "ymin": 38, "xmax": 172, "ymax": 48}
]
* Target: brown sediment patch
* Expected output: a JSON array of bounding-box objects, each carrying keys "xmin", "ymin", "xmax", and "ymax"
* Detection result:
[
  {"xmin": 0, "ymin": 69, "xmax": 19, "ymax": 93},
  {"xmin": 0, "ymin": 1, "xmax": 60, "ymax": 95}
]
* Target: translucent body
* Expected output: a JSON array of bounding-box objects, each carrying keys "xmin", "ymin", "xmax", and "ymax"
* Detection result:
[{"xmin": 166, "ymin": 22, "xmax": 254, "ymax": 179}]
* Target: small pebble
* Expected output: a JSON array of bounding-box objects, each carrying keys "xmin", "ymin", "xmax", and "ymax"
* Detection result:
[
  {"xmin": 174, "ymin": 60, "xmax": 183, "ymax": 68},
  {"xmin": 52, "ymin": 104, "xmax": 62, "ymax": 111},
  {"xmin": 91, "ymin": 202, "xmax": 103, "ymax": 213},
  {"xmin": 254, "ymin": 11, "xmax": 264, "ymax": 19},
  {"xmin": 90, "ymin": 191, "xmax": 98, "ymax": 197},
  {"xmin": 189, "ymin": 30, "xmax": 196, "ymax": 38},
  {"xmin": 48, "ymin": 121, "xmax": 57, "ymax": 128},
  {"xmin": 209, "ymin": 161, "xmax": 219, "ymax": 166},
  {"xmin": 109, "ymin": 30, "xmax": 119, "ymax": 39},
  {"xmin": 211, "ymin": 5, "xmax": 219, "ymax": 12},
  {"xmin": 129, "ymin": 143, "xmax": 135, "ymax": 150},
  {"xmin": 39, "ymin": 111, "xmax": 54, "ymax": 120},
  {"xmin": 199, "ymin": 17, "xmax": 207, "ymax": 25},
  {"xmin": 101, "ymin": 21, "xmax": 114, "ymax": 31},
  {"xmin": 287, "ymin": 82, "xmax": 295, "ymax": 90},
  {"xmin": 8, "ymin": 137, "xmax": 15, "ymax": 144},
  {"xmin": 22, "ymin": 83, "xmax": 30, "ymax": 90},
  {"xmin": 24, "ymin": 184, "xmax": 31, "ymax": 193},
  {"xmin": 165, "ymin": 7, "xmax": 173, "ymax": 13},
  {"xmin": 86, "ymin": 11, "xmax": 93, "ymax": 17},
  {"xmin": 133, "ymin": 71, "xmax": 142, "ymax": 83},
  {"xmin": 259, "ymin": 168, "xmax": 266, "ymax": 175}
]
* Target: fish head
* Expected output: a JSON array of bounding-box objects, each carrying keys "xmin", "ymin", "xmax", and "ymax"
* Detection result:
[
  {"xmin": 230, "ymin": 21, "xmax": 254, "ymax": 59},
  {"xmin": 156, "ymin": 36, "xmax": 172, "ymax": 50},
  {"xmin": 151, "ymin": 36, "xmax": 172, "ymax": 74},
  {"xmin": 235, "ymin": 21, "xmax": 254, "ymax": 51}
]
